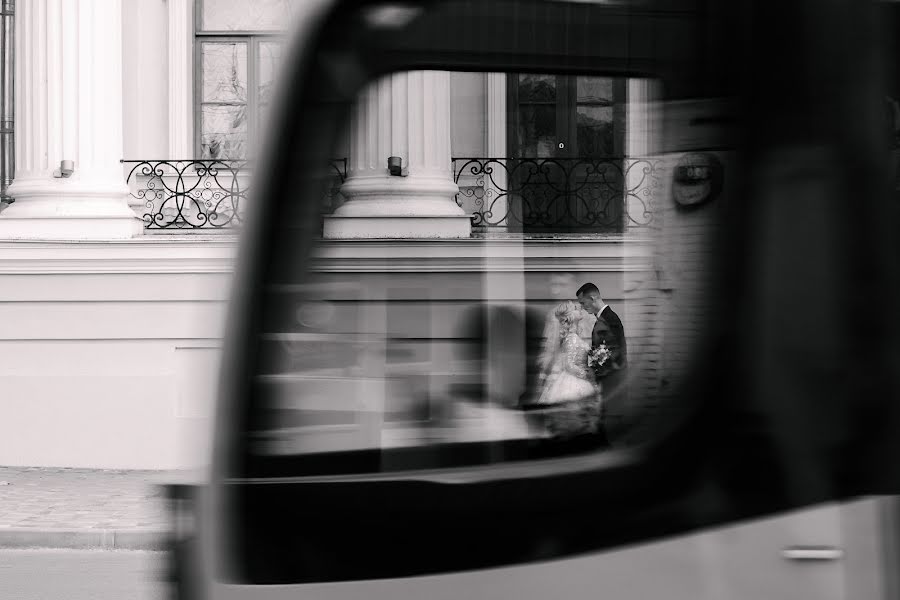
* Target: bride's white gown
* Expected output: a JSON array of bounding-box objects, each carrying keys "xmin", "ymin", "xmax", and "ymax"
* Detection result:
[
  {"xmin": 534, "ymin": 332, "xmax": 602, "ymax": 437},
  {"xmin": 538, "ymin": 332, "xmax": 598, "ymax": 405}
]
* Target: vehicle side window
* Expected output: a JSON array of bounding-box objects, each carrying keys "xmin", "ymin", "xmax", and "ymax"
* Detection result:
[{"xmin": 244, "ymin": 71, "xmax": 729, "ymax": 477}]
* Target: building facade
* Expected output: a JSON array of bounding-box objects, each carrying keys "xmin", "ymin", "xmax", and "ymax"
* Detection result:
[{"xmin": 0, "ymin": 0, "xmax": 691, "ymax": 470}]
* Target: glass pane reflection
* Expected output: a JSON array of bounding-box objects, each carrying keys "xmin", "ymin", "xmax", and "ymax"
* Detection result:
[
  {"xmin": 201, "ymin": 42, "xmax": 248, "ymax": 103},
  {"xmin": 200, "ymin": 104, "xmax": 248, "ymax": 159},
  {"xmin": 577, "ymin": 77, "xmax": 613, "ymax": 103},
  {"xmin": 576, "ymin": 105, "xmax": 614, "ymax": 156},
  {"xmin": 518, "ymin": 74, "xmax": 557, "ymax": 102}
]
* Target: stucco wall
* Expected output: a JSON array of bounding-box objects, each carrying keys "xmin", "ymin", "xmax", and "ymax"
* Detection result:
[
  {"xmin": 122, "ymin": 0, "xmax": 169, "ymax": 160},
  {"xmin": 450, "ymin": 72, "xmax": 487, "ymax": 157},
  {"xmin": 0, "ymin": 238, "xmax": 236, "ymax": 470},
  {"xmin": 0, "ymin": 236, "xmax": 664, "ymax": 469}
]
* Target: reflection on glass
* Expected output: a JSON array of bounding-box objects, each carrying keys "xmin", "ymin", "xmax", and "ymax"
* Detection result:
[
  {"xmin": 576, "ymin": 105, "xmax": 614, "ymax": 156},
  {"xmin": 245, "ymin": 71, "xmax": 717, "ymax": 474},
  {"xmin": 517, "ymin": 104, "xmax": 557, "ymax": 156},
  {"xmin": 251, "ymin": 270, "xmax": 641, "ymax": 462},
  {"xmin": 518, "ymin": 74, "xmax": 557, "ymax": 102},
  {"xmin": 256, "ymin": 41, "xmax": 284, "ymax": 142},
  {"xmin": 577, "ymin": 76, "xmax": 613, "ymax": 102},
  {"xmin": 201, "ymin": 42, "xmax": 248, "ymax": 103},
  {"xmin": 201, "ymin": 104, "xmax": 247, "ymax": 159},
  {"xmin": 258, "ymin": 41, "xmax": 284, "ymax": 105}
]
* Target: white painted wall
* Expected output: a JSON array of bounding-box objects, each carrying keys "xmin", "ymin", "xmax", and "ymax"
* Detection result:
[
  {"xmin": 450, "ymin": 72, "xmax": 487, "ymax": 158},
  {"xmin": 0, "ymin": 238, "xmax": 236, "ymax": 470},
  {"xmin": 0, "ymin": 236, "xmax": 661, "ymax": 470},
  {"xmin": 122, "ymin": 0, "xmax": 169, "ymax": 160}
]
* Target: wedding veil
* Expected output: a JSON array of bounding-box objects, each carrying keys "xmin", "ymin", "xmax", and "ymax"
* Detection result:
[{"xmin": 536, "ymin": 308, "xmax": 563, "ymax": 374}]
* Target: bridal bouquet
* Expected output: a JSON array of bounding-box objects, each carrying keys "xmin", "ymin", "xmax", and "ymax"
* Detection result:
[
  {"xmin": 587, "ymin": 343, "xmax": 611, "ymax": 368},
  {"xmin": 587, "ymin": 342, "xmax": 614, "ymax": 378}
]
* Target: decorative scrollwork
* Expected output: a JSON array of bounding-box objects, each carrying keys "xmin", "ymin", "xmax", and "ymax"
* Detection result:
[
  {"xmin": 121, "ymin": 159, "xmax": 247, "ymax": 229},
  {"xmin": 452, "ymin": 157, "xmax": 663, "ymax": 231},
  {"xmin": 122, "ymin": 159, "xmax": 348, "ymax": 230}
]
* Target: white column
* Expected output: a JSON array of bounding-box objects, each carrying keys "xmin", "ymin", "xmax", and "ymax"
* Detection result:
[
  {"xmin": 624, "ymin": 78, "xmax": 661, "ymax": 235},
  {"xmin": 167, "ymin": 0, "xmax": 193, "ymax": 159},
  {"xmin": 485, "ymin": 72, "xmax": 509, "ymax": 230},
  {"xmin": 0, "ymin": 0, "xmax": 141, "ymax": 240},
  {"xmin": 323, "ymin": 70, "xmax": 471, "ymax": 239},
  {"xmin": 626, "ymin": 78, "xmax": 658, "ymax": 157}
]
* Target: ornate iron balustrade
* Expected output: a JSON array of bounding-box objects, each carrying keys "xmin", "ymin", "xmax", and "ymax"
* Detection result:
[
  {"xmin": 122, "ymin": 159, "xmax": 347, "ymax": 229},
  {"xmin": 122, "ymin": 159, "xmax": 248, "ymax": 229},
  {"xmin": 453, "ymin": 157, "xmax": 663, "ymax": 231}
]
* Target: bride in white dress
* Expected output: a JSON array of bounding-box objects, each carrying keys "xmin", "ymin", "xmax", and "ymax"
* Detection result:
[{"xmin": 533, "ymin": 301, "xmax": 602, "ymax": 437}]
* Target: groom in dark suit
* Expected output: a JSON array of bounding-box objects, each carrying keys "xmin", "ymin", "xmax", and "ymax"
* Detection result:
[{"xmin": 577, "ymin": 283, "xmax": 627, "ymax": 444}]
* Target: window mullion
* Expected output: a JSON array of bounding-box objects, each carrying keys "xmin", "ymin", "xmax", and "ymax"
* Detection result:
[
  {"xmin": 194, "ymin": 32, "xmax": 202, "ymax": 158},
  {"xmin": 247, "ymin": 37, "xmax": 258, "ymax": 154},
  {"xmin": 195, "ymin": 0, "xmax": 204, "ymax": 36}
]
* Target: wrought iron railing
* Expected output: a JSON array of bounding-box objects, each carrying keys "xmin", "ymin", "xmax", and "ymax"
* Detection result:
[
  {"xmin": 122, "ymin": 159, "xmax": 347, "ymax": 230},
  {"xmin": 122, "ymin": 159, "xmax": 248, "ymax": 229},
  {"xmin": 123, "ymin": 157, "xmax": 657, "ymax": 232},
  {"xmin": 453, "ymin": 157, "xmax": 663, "ymax": 231}
]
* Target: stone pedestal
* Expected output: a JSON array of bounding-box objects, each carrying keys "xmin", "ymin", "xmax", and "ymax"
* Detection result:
[
  {"xmin": 324, "ymin": 71, "xmax": 470, "ymax": 239},
  {"xmin": 0, "ymin": 0, "xmax": 141, "ymax": 240}
]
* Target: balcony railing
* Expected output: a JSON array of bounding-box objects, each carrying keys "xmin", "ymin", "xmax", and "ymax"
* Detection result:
[
  {"xmin": 122, "ymin": 159, "xmax": 347, "ymax": 230},
  {"xmin": 123, "ymin": 157, "xmax": 660, "ymax": 233},
  {"xmin": 453, "ymin": 157, "xmax": 663, "ymax": 232},
  {"xmin": 122, "ymin": 159, "xmax": 248, "ymax": 229}
]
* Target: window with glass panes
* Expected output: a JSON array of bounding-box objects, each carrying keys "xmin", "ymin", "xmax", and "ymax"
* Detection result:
[{"xmin": 194, "ymin": 0, "xmax": 294, "ymax": 159}]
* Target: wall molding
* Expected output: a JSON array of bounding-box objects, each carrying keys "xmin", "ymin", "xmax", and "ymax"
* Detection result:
[
  {"xmin": 0, "ymin": 236, "xmax": 654, "ymax": 274},
  {"xmin": 313, "ymin": 238, "xmax": 655, "ymax": 273},
  {"xmin": 0, "ymin": 236, "xmax": 238, "ymax": 274}
]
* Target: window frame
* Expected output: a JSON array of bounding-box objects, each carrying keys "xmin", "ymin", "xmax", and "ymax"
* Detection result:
[
  {"xmin": 192, "ymin": 0, "xmax": 286, "ymax": 159},
  {"xmin": 505, "ymin": 73, "xmax": 630, "ymax": 233}
]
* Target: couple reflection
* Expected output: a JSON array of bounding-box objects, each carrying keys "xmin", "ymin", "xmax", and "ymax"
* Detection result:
[
  {"xmin": 442, "ymin": 284, "xmax": 624, "ymax": 448},
  {"xmin": 529, "ymin": 300, "xmax": 603, "ymax": 439},
  {"xmin": 525, "ymin": 282, "xmax": 625, "ymax": 446}
]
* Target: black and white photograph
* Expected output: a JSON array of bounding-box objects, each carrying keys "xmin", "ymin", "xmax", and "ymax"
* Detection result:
[{"xmin": 2, "ymin": 0, "xmax": 900, "ymax": 598}]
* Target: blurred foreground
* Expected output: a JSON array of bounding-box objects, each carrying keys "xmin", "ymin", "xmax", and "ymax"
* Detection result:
[{"xmin": 0, "ymin": 549, "xmax": 165, "ymax": 600}]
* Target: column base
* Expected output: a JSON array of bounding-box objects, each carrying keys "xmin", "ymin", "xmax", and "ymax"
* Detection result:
[
  {"xmin": 0, "ymin": 177, "xmax": 143, "ymax": 240},
  {"xmin": 0, "ymin": 215, "xmax": 143, "ymax": 240},
  {"xmin": 323, "ymin": 215, "xmax": 472, "ymax": 239}
]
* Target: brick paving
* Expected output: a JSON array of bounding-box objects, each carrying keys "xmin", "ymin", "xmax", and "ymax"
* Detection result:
[{"xmin": 0, "ymin": 466, "xmax": 168, "ymax": 532}]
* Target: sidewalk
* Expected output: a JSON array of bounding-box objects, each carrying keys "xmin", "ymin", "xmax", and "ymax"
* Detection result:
[{"xmin": 0, "ymin": 466, "xmax": 172, "ymax": 551}]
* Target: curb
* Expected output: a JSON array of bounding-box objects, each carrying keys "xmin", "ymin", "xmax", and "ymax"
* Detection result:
[{"xmin": 0, "ymin": 528, "xmax": 168, "ymax": 551}]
